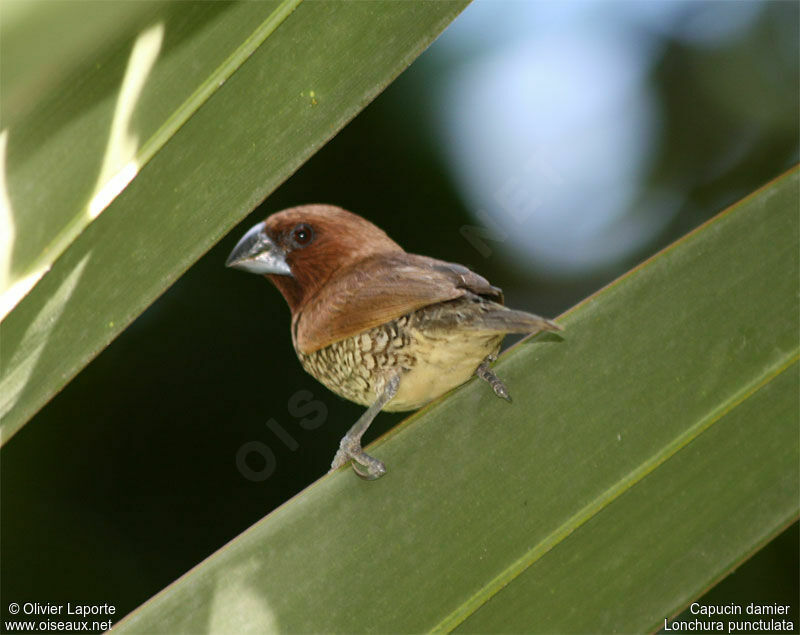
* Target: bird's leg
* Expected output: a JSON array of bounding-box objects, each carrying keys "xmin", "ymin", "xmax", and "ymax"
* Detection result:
[
  {"xmin": 475, "ymin": 354, "xmax": 512, "ymax": 403},
  {"xmin": 329, "ymin": 373, "xmax": 401, "ymax": 480}
]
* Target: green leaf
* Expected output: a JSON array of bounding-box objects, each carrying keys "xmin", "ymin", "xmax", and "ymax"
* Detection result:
[
  {"xmin": 114, "ymin": 170, "xmax": 799, "ymax": 633},
  {"xmin": 1, "ymin": 1, "xmax": 298, "ymax": 313},
  {"xmin": 0, "ymin": 0, "xmax": 469, "ymax": 442}
]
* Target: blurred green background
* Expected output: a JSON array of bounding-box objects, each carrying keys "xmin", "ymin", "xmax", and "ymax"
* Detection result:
[{"xmin": 2, "ymin": 0, "xmax": 798, "ymax": 627}]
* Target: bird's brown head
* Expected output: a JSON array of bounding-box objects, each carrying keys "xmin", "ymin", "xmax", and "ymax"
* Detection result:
[{"xmin": 226, "ymin": 204, "xmax": 403, "ymax": 313}]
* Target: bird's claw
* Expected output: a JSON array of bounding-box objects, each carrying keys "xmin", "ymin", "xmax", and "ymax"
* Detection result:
[
  {"xmin": 491, "ymin": 380, "xmax": 512, "ymax": 403},
  {"xmin": 330, "ymin": 440, "xmax": 387, "ymax": 480},
  {"xmin": 351, "ymin": 458, "xmax": 386, "ymax": 480}
]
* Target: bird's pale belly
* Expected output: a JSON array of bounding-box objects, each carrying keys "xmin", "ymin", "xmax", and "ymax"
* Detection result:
[
  {"xmin": 297, "ymin": 307, "xmax": 503, "ymax": 411},
  {"xmin": 388, "ymin": 330, "xmax": 502, "ymax": 410}
]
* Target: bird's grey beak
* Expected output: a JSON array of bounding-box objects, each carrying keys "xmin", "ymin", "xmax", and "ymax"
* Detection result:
[{"xmin": 225, "ymin": 221, "xmax": 292, "ymax": 276}]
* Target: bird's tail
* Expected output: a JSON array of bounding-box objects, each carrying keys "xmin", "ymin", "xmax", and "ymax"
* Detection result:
[
  {"xmin": 478, "ymin": 306, "xmax": 563, "ymax": 334},
  {"xmin": 418, "ymin": 296, "xmax": 563, "ymax": 335}
]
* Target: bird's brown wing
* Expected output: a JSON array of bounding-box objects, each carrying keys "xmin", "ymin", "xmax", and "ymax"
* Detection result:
[{"xmin": 293, "ymin": 253, "xmax": 503, "ymax": 353}]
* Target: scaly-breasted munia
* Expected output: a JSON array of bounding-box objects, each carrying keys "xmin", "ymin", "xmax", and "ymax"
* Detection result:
[{"xmin": 226, "ymin": 205, "xmax": 561, "ymax": 479}]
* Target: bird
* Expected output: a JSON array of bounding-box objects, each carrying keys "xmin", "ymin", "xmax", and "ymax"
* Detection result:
[{"xmin": 226, "ymin": 205, "xmax": 561, "ymax": 480}]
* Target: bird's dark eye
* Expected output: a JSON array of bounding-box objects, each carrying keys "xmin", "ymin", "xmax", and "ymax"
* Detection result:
[{"xmin": 290, "ymin": 223, "xmax": 314, "ymax": 248}]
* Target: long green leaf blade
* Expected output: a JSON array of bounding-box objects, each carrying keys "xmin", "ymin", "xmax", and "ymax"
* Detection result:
[
  {"xmin": 455, "ymin": 362, "xmax": 798, "ymax": 633},
  {"xmin": 1, "ymin": 1, "xmax": 297, "ymax": 315},
  {"xmin": 114, "ymin": 170, "xmax": 799, "ymax": 632}
]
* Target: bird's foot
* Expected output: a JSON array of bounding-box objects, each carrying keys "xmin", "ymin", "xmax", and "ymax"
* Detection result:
[
  {"xmin": 328, "ymin": 372, "xmax": 400, "ymax": 480},
  {"xmin": 476, "ymin": 355, "xmax": 512, "ymax": 403},
  {"xmin": 330, "ymin": 438, "xmax": 387, "ymax": 480}
]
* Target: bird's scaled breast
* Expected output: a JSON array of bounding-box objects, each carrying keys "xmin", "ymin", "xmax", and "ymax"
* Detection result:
[{"xmin": 296, "ymin": 301, "xmax": 504, "ymax": 411}]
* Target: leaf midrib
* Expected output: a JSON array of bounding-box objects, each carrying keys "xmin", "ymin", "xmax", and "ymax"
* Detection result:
[{"xmin": 433, "ymin": 351, "xmax": 799, "ymax": 633}]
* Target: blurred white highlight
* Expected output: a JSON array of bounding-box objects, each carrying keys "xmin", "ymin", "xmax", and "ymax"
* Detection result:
[
  {"xmin": 87, "ymin": 22, "xmax": 164, "ymax": 219},
  {"xmin": 433, "ymin": 0, "xmax": 761, "ymax": 275},
  {"xmin": 208, "ymin": 562, "xmax": 279, "ymax": 634},
  {"xmin": 88, "ymin": 160, "xmax": 139, "ymax": 219},
  {"xmin": 0, "ymin": 130, "xmax": 49, "ymax": 321}
]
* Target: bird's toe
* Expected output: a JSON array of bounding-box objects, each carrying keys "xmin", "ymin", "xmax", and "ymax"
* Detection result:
[
  {"xmin": 352, "ymin": 458, "xmax": 387, "ymax": 480},
  {"xmin": 494, "ymin": 382, "xmax": 512, "ymax": 403}
]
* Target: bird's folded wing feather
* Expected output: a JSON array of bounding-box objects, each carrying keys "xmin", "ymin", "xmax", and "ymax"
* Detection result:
[{"xmin": 294, "ymin": 253, "xmax": 503, "ymax": 353}]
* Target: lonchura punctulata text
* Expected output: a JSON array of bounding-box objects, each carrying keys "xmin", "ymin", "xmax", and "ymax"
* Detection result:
[{"xmin": 226, "ymin": 205, "xmax": 561, "ymax": 479}]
